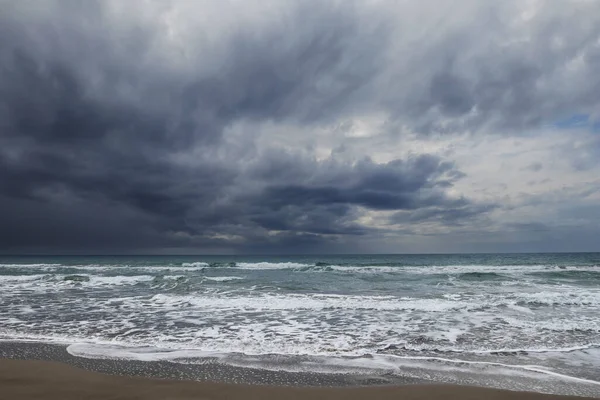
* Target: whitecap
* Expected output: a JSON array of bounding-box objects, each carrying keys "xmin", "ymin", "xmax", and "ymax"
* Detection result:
[{"xmin": 204, "ymin": 276, "xmax": 244, "ymax": 282}]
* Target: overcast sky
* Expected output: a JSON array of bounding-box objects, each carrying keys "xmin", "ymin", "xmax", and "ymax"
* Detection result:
[{"xmin": 1, "ymin": 0, "xmax": 599, "ymax": 254}]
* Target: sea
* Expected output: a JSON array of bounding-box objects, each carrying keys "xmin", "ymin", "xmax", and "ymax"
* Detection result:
[{"xmin": 1, "ymin": 253, "xmax": 599, "ymax": 395}]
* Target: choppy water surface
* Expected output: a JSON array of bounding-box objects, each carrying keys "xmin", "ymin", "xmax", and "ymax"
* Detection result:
[{"xmin": 1, "ymin": 253, "xmax": 599, "ymax": 395}]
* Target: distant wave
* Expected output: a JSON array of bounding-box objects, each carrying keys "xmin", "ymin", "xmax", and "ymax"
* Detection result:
[
  {"xmin": 456, "ymin": 271, "xmax": 508, "ymax": 280},
  {"xmin": 234, "ymin": 262, "xmax": 309, "ymax": 270},
  {"xmin": 204, "ymin": 276, "xmax": 244, "ymax": 282},
  {"xmin": 1, "ymin": 262, "xmax": 597, "ymax": 277},
  {"xmin": 63, "ymin": 274, "xmax": 90, "ymax": 282},
  {"xmin": 181, "ymin": 262, "xmax": 209, "ymax": 268}
]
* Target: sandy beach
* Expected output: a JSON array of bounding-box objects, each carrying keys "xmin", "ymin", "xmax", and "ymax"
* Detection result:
[
  {"xmin": 1, "ymin": 341, "xmax": 599, "ymax": 399},
  {"xmin": 1, "ymin": 357, "xmax": 595, "ymax": 400}
]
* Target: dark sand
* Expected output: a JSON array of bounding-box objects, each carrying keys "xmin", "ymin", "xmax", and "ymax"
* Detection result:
[
  {"xmin": 0, "ymin": 358, "xmax": 592, "ymax": 400},
  {"xmin": 1, "ymin": 342, "xmax": 598, "ymax": 399},
  {"xmin": 0, "ymin": 341, "xmax": 412, "ymax": 386}
]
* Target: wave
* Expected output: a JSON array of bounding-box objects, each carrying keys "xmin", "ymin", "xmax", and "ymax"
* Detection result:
[
  {"xmin": 4, "ymin": 270, "xmax": 599, "ymax": 308},
  {"xmin": 1, "ymin": 261, "xmax": 597, "ymax": 277},
  {"xmin": 0, "ymin": 274, "xmax": 49, "ymax": 282},
  {"xmin": 234, "ymin": 262, "xmax": 309, "ymax": 270},
  {"xmin": 456, "ymin": 271, "xmax": 507, "ymax": 280},
  {"xmin": 149, "ymin": 293, "xmax": 474, "ymax": 312},
  {"xmin": 7, "ymin": 326, "xmax": 600, "ymax": 365},
  {"xmin": 1, "ymin": 263, "xmax": 212, "ymax": 273},
  {"xmin": 397, "ymin": 264, "xmax": 600, "ymax": 276},
  {"xmin": 176, "ymin": 262, "xmax": 600, "ymax": 275},
  {"xmin": 1, "ymin": 272, "xmax": 240, "ymax": 290},
  {"xmin": 204, "ymin": 276, "xmax": 244, "ymax": 282},
  {"xmin": 181, "ymin": 262, "xmax": 209, "ymax": 268},
  {"xmin": 378, "ymin": 343, "xmax": 600, "ymax": 356},
  {"xmin": 73, "ymin": 264, "xmax": 210, "ymax": 272},
  {"xmin": 0, "ymin": 263, "xmax": 62, "ymax": 268},
  {"xmin": 529, "ymin": 270, "xmax": 600, "ymax": 279},
  {"xmin": 63, "ymin": 275, "xmax": 90, "ymax": 282},
  {"xmin": 149, "ymin": 275, "xmax": 188, "ymax": 291},
  {"xmin": 144, "ymin": 289, "xmax": 600, "ymax": 315},
  {"xmin": 2, "ymin": 274, "xmax": 155, "ymax": 288},
  {"xmin": 82, "ymin": 275, "xmax": 155, "ymax": 286},
  {"xmin": 514, "ymin": 291, "xmax": 600, "ymax": 306}
]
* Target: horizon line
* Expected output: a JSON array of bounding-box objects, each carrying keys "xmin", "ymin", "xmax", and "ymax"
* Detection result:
[{"xmin": 1, "ymin": 251, "xmax": 599, "ymax": 257}]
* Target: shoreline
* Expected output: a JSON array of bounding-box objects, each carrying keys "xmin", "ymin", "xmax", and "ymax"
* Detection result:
[
  {"xmin": 0, "ymin": 341, "xmax": 599, "ymax": 399},
  {"xmin": 1, "ymin": 358, "xmax": 595, "ymax": 400},
  {"xmin": 0, "ymin": 341, "xmax": 419, "ymax": 386}
]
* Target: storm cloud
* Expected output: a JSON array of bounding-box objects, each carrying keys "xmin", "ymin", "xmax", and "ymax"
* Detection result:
[{"xmin": 1, "ymin": 0, "xmax": 599, "ymax": 253}]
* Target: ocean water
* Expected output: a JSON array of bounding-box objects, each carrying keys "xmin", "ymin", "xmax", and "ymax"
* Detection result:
[{"xmin": 1, "ymin": 253, "xmax": 600, "ymax": 394}]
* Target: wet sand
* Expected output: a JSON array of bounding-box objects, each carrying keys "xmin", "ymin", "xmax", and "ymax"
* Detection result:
[
  {"xmin": 0, "ymin": 341, "xmax": 598, "ymax": 399},
  {"xmin": 0, "ymin": 357, "xmax": 593, "ymax": 400},
  {"xmin": 0, "ymin": 341, "xmax": 412, "ymax": 386}
]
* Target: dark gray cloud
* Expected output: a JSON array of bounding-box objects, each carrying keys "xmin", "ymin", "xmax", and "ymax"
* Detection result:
[
  {"xmin": 382, "ymin": 1, "xmax": 600, "ymax": 134},
  {"xmin": 0, "ymin": 0, "xmax": 598, "ymax": 253},
  {"xmin": 522, "ymin": 162, "xmax": 544, "ymax": 172},
  {"xmin": 390, "ymin": 203, "xmax": 498, "ymax": 228}
]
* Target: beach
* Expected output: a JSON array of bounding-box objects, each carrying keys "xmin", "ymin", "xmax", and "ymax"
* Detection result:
[
  {"xmin": 1, "ymin": 341, "xmax": 598, "ymax": 399},
  {"xmin": 0, "ymin": 356, "xmax": 594, "ymax": 400}
]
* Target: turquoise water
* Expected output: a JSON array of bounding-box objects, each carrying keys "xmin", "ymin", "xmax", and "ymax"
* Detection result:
[{"xmin": 1, "ymin": 253, "xmax": 599, "ymax": 393}]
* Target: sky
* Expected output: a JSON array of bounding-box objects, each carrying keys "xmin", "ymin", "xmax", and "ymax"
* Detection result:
[{"xmin": 1, "ymin": 0, "xmax": 599, "ymax": 254}]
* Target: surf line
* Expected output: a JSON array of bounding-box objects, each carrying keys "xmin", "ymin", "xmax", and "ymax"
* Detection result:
[{"xmin": 382, "ymin": 354, "xmax": 600, "ymax": 386}]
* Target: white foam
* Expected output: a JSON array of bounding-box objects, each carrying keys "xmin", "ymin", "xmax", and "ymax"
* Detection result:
[
  {"xmin": 181, "ymin": 262, "xmax": 209, "ymax": 268},
  {"xmin": 71, "ymin": 264, "xmax": 208, "ymax": 272},
  {"xmin": 67, "ymin": 343, "xmax": 221, "ymax": 362},
  {"xmin": 55, "ymin": 274, "xmax": 155, "ymax": 287},
  {"xmin": 506, "ymin": 304, "xmax": 534, "ymax": 314},
  {"xmin": 513, "ymin": 291, "xmax": 600, "ymax": 306},
  {"xmin": 149, "ymin": 292, "xmax": 471, "ymax": 312},
  {"xmin": 380, "ymin": 354, "xmax": 600, "ymax": 386},
  {"xmin": 324, "ymin": 265, "xmax": 401, "ymax": 274},
  {"xmin": 85, "ymin": 275, "xmax": 154, "ymax": 286},
  {"xmin": 204, "ymin": 276, "xmax": 244, "ymax": 282},
  {"xmin": 0, "ymin": 273, "xmax": 158, "ymax": 293},
  {"xmin": 3, "ymin": 262, "xmax": 595, "ymax": 277},
  {"xmin": 0, "ymin": 274, "xmax": 48, "ymax": 282},
  {"xmin": 0, "ymin": 263, "xmax": 61, "ymax": 268},
  {"xmin": 63, "ymin": 342, "xmax": 600, "ymax": 388},
  {"xmin": 469, "ymin": 343, "xmax": 600, "ymax": 355},
  {"xmin": 184, "ymin": 263, "xmax": 600, "ymax": 276},
  {"xmin": 327, "ymin": 264, "xmax": 600, "ymax": 276},
  {"xmin": 235, "ymin": 262, "xmax": 310, "ymax": 270}
]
